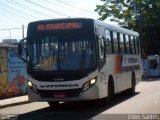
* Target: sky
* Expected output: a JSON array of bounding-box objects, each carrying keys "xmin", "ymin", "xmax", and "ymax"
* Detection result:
[{"xmin": 0, "ymin": 0, "xmax": 115, "ymax": 42}]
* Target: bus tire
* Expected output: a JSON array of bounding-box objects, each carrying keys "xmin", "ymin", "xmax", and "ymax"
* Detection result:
[
  {"xmin": 108, "ymin": 78, "xmax": 114, "ymax": 101},
  {"xmin": 48, "ymin": 102, "xmax": 59, "ymax": 109},
  {"xmin": 99, "ymin": 77, "xmax": 114, "ymax": 107},
  {"xmin": 128, "ymin": 73, "xmax": 136, "ymax": 95}
]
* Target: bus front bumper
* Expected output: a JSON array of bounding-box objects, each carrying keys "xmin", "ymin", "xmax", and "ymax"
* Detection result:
[{"xmin": 27, "ymin": 85, "xmax": 99, "ymax": 102}]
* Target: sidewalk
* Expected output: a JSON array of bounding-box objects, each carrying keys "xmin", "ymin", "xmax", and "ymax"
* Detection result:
[{"xmin": 0, "ymin": 95, "xmax": 29, "ymax": 108}]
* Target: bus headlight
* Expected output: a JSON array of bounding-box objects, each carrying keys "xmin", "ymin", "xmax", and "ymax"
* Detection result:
[
  {"xmin": 82, "ymin": 78, "xmax": 97, "ymax": 91},
  {"xmin": 27, "ymin": 81, "xmax": 37, "ymax": 92},
  {"xmin": 28, "ymin": 81, "xmax": 32, "ymax": 87},
  {"xmin": 90, "ymin": 79, "xmax": 96, "ymax": 84}
]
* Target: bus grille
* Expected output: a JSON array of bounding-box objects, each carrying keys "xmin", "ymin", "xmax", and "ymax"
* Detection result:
[{"xmin": 37, "ymin": 89, "xmax": 81, "ymax": 98}]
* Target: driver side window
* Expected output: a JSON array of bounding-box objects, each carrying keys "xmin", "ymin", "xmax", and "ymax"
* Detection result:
[{"xmin": 98, "ymin": 36, "xmax": 105, "ymax": 59}]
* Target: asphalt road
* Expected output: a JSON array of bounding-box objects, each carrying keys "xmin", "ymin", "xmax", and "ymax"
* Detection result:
[{"xmin": 0, "ymin": 78, "xmax": 160, "ymax": 120}]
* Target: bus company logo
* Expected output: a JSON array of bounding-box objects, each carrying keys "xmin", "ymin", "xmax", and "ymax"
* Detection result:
[
  {"xmin": 122, "ymin": 56, "xmax": 138, "ymax": 66},
  {"xmin": 40, "ymin": 84, "xmax": 79, "ymax": 88},
  {"xmin": 128, "ymin": 58, "xmax": 137, "ymax": 64}
]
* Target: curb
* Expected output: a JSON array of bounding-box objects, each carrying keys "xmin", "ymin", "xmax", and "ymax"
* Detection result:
[
  {"xmin": 0, "ymin": 95, "xmax": 31, "ymax": 109},
  {"xmin": 0, "ymin": 101, "xmax": 31, "ymax": 109}
]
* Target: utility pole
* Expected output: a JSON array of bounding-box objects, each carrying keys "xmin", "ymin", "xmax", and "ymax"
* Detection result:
[
  {"xmin": 132, "ymin": 0, "xmax": 143, "ymax": 55},
  {"xmin": 132, "ymin": 0, "xmax": 137, "ymax": 17},
  {"xmin": 22, "ymin": 24, "xmax": 24, "ymax": 39}
]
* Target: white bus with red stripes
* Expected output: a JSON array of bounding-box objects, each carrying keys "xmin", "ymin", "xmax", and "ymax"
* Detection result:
[{"xmin": 18, "ymin": 18, "xmax": 141, "ymax": 108}]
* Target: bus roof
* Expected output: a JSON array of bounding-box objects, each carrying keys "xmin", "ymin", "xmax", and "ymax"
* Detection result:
[
  {"xmin": 94, "ymin": 19, "xmax": 139, "ymax": 37},
  {"xmin": 28, "ymin": 18, "xmax": 92, "ymax": 25},
  {"xmin": 29, "ymin": 18, "xmax": 139, "ymax": 37}
]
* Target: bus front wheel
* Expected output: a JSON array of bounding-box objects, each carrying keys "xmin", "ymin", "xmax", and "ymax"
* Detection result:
[{"xmin": 99, "ymin": 78, "xmax": 114, "ymax": 107}]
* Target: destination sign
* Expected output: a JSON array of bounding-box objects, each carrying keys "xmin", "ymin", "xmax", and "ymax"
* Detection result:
[{"xmin": 37, "ymin": 22, "xmax": 82, "ymax": 31}]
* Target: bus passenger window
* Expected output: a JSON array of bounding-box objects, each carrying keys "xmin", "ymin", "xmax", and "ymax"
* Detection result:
[
  {"xmin": 135, "ymin": 37, "xmax": 139, "ymax": 54},
  {"xmin": 130, "ymin": 36, "xmax": 135, "ymax": 54},
  {"xmin": 125, "ymin": 35, "xmax": 130, "ymax": 54},
  {"xmin": 113, "ymin": 32, "xmax": 118, "ymax": 53},
  {"xmin": 98, "ymin": 37, "xmax": 104, "ymax": 59},
  {"xmin": 120, "ymin": 33, "xmax": 125, "ymax": 54},
  {"xmin": 133, "ymin": 37, "xmax": 137, "ymax": 54},
  {"xmin": 105, "ymin": 29, "xmax": 112, "ymax": 54}
]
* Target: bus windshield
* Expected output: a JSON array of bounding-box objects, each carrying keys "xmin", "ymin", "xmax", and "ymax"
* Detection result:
[{"xmin": 27, "ymin": 34, "xmax": 96, "ymax": 71}]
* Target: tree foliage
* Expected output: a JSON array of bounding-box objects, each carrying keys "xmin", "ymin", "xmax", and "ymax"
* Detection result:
[{"xmin": 95, "ymin": 0, "xmax": 160, "ymax": 55}]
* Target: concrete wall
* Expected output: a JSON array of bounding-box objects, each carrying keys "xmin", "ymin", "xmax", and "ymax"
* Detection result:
[{"xmin": 0, "ymin": 47, "xmax": 26, "ymax": 99}]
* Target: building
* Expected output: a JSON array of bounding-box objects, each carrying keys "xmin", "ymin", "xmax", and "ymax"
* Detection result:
[{"xmin": 0, "ymin": 39, "xmax": 18, "ymax": 48}]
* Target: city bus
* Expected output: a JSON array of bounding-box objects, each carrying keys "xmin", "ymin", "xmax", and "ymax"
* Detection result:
[{"xmin": 18, "ymin": 18, "xmax": 141, "ymax": 108}]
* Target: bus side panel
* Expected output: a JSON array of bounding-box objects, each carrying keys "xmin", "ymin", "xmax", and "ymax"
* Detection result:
[
  {"xmin": 98, "ymin": 55, "xmax": 115, "ymax": 98},
  {"xmin": 135, "ymin": 69, "xmax": 141, "ymax": 85},
  {"xmin": 104, "ymin": 54, "xmax": 141, "ymax": 95}
]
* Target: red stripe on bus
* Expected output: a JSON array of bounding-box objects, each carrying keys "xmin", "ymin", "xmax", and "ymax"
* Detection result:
[{"xmin": 114, "ymin": 55, "xmax": 121, "ymax": 74}]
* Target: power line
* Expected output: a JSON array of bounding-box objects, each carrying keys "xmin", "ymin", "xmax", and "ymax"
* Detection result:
[
  {"xmin": 0, "ymin": 6, "xmax": 30, "ymax": 21},
  {"xmin": 40, "ymin": 0, "xmax": 65, "ymax": 9},
  {"xmin": 24, "ymin": 0, "xmax": 68, "ymax": 17},
  {"xmin": 0, "ymin": 27, "xmax": 27, "ymax": 40},
  {"xmin": 0, "ymin": 12, "xmax": 24, "ymax": 24},
  {"xmin": 40, "ymin": 0, "xmax": 97, "ymax": 18},
  {"xmin": 0, "ymin": 27, "xmax": 27, "ymax": 32},
  {"xmin": 57, "ymin": 0, "xmax": 96, "ymax": 15},
  {"xmin": 0, "ymin": 1, "xmax": 38, "ymax": 20},
  {"xmin": 52, "ymin": 0, "xmax": 97, "ymax": 18},
  {"xmin": 9, "ymin": 0, "xmax": 53, "ymax": 18},
  {"xmin": 6, "ymin": 0, "xmax": 40, "ymax": 19}
]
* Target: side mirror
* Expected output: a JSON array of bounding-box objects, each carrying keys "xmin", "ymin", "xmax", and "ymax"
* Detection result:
[
  {"xmin": 18, "ymin": 43, "xmax": 22, "ymax": 56},
  {"xmin": 18, "ymin": 38, "xmax": 27, "ymax": 62}
]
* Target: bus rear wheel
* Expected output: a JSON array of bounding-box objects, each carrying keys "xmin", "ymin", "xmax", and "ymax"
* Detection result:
[
  {"xmin": 108, "ymin": 79, "xmax": 114, "ymax": 100},
  {"xmin": 128, "ymin": 73, "xmax": 136, "ymax": 95}
]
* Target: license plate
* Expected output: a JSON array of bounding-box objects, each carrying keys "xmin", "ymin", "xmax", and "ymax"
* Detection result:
[{"xmin": 53, "ymin": 93, "xmax": 66, "ymax": 98}]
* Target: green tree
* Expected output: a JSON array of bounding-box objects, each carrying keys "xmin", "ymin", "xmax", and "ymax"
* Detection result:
[{"xmin": 95, "ymin": 0, "xmax": 160, "ymax": 55}]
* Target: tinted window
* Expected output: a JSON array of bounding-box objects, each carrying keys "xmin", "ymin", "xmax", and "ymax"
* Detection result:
[
  {"xmin": 98, "ymin": 37, "xmax": 104, "ymax": 59},
  {"xmin": 113, "ymin": 32, "xmax": 118, "ymax": 53},
  {"xmin": 125, "ymin": 35, "xmax": 130, "ymax": 54},
  {"xmin": 105, "ymin": 29, "xmax": 112, "ymax": 54},
  {"xmin": 120, "ymin": 33, "xmax": 125, "ymax": 54},
  {"xmin": 28, "ymin": 35, "xmax": 96, "ymax": 71},
  {"xmin": 133, "ymin": 37, "xmax": 137, "ymax": 54},
  {"xmin": 130, "ymin": 36, "xmax": 135, "ymax": 54},
  {"xmin": 135, "ymin": 37, "xmax": 140, "ymax": 54}
]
